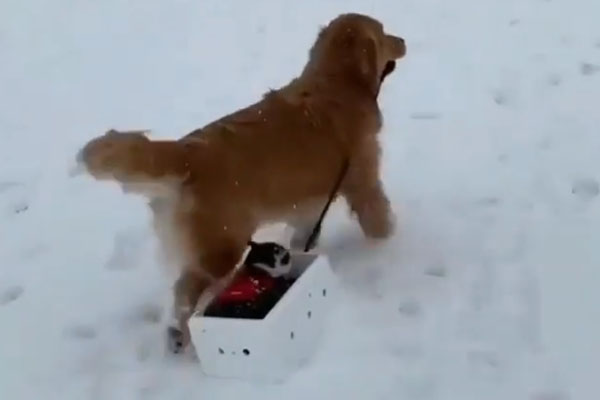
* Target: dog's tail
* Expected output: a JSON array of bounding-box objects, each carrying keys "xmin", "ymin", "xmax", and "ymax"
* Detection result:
[{"xmin": 76, "ymin": 129, "xmax": 192, "ymax": 192}]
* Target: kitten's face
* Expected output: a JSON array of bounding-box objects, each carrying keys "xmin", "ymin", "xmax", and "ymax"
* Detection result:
[{"xmin": 245, "ymin": 241, "xmax": 292, "ymax": 277}]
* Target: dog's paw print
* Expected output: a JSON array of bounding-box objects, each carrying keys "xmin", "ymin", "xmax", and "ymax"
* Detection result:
[
  {"xmin": 0, "ymin": 285, "xmax": 24, "ymax": 306},
  {"xmin": 389, "ymin": 344, "xmax": 423, "ymax": 361},
  {"xmin": 580, "ymin": 62, "xmax": 600, "ymax": 76},
  {"xmin": 20, "ymin": 243, "xmax": 47, "ymax": 260},
  {"xmin": 13, "ymin": 201, "xmax": 29, "ymax": 214},
  {"xmin": 138, "ymin": 383, "xmax": 159, "ymax": 397},
  {"xmin": 398, "ymin": 299, "xmax": 421, "ymax": 317},
  {"xmin": 134, "ymin": 303, "xmax": 163, "ymax": 325},
  {"xmin": 538, "ymin": 136, "xmax": 553, "ymax": 150},
  {"xmin": 571, "ymin": 178, "xmax": 599, "ymax": 200},
  {"xmin": 136, "ymin": 343, "xmax": 153, "ymax": 363},
  {"xmin": 409, "ymin": 112, "xmax": 441, "ymax": 121},
  {"xmin": 105, "ymin": 229, "xmax": 145, "ymax": 270},
  {"xmin": 546, "ymin": 73, "xmax": 562, "ymax": 87},
  {"xmin": 530, "ymin": 390, "xmax": 570, "ymax": 400},
  {"xmin": 64, "ymin": 324, "xmax": 97, "ymax": 340},
  {"xmin": 0, "ymin": 181, "xmax": 20, "ymax": 194},
  {"xmin": 497, "ymin": 153, "xmax": 509, "ymax": 163},
  {"xmin": 468, "ymin": 348, "xmax": 500, "ymax": 369},
  {"xmin": 492, "ymin": 90, "xmax": 509, "ymax": 106},
  {"xmin": 475, "ymin": 196, "xmax": 502, "ymax": 208},
  {"xmin": 0, "ymin": 181, "xmax": 32, "ymax": 218},
  {"xmin": 425, "ymin": 264, "xmax": 447, "ymax": 277}
]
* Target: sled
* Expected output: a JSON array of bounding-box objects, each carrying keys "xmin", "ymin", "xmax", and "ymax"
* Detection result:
[{"xmin": 188, "ymin": 225, "xmax": 337, "ymax": 382}]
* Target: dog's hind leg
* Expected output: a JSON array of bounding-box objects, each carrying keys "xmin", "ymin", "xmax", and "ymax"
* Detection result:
[
  {"xmin": 166, "ymin": 221, "xmax": 251, "ymax": 354},
  {"xmin": 166, "ymin": 269, "xmax": 213, "ymax": 354}
]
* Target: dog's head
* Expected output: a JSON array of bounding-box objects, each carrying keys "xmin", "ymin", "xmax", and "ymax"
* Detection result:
[{"xmin": 305, "ymin": 13, "xmax": 406, "ymax": 95}]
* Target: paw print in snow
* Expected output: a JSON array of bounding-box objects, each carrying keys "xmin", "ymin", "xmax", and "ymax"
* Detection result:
[
  {"xmin": 133, "ymin": 303, "xmax": 163, "ymax": 325},
  {"xmin": 571, "ymin": 178, "xmax": 599, "ymax": 200},
  {"xmin": 64, "ymin": 324, "xmax": 97, "ymax": 340},
  {"xmin": 493, "ymin": 91, "xmax": 509, "ymax": 106},
  {"xmin": 0, "ymin": 181, "xmax": 30, "ymax": 216},
  {"xmin": 425, "ymin": 264, "xmax": 447, "ymax": 277},
  {"xmin": 0, "ymin": 181, "xmax": 20, "ymax": 193},
  {"xmin": 14, "ymin": 202, "xmax": 29, "ymax": 214},
  {"xmin": 105, "ymin": 229, "xmax": 146, "ymax": 270},
  {"xmin": 468, "ymin": 348, "xmax": 500, "ymax": 369},
  {"xmin": 475, "ymin": 196, "xmax": 502, "ymax": 208},
  {"xmin": 398, "ymin": 299, "xmax": 421, "ymax": 317},
  {"xmin": 546, "ymin": 74, "xmax": 562, "ymax": 86},
  {"xmin": 409, "ymin": 112, "xmax": 441, "ymax": 121},
  {"xmin": 580, "ymin": 62, "xmax": 600, "ymax": 76},
  {"xmin": 0, "ymin": 285, "xmax": 24, "ymax": 306},
  {"xmin": 531, "ymin": 390, "xmax": 570, "ymax": 400}
]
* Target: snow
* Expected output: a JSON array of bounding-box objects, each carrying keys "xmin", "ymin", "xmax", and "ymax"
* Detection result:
[{"xmin": 1, "ymin": 0, "xmax": 599, "ymax": 399}]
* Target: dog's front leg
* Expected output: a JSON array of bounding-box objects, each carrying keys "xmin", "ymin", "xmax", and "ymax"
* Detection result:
[
  {"xmin": 345, "ymin": 181, "xmax": 395, "ymax": 239},
  {"xmin": 342, "ymin": 138, "xmax": 395, "ymax": 239}
]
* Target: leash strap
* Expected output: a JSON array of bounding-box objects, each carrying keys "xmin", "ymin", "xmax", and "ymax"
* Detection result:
[{"xmin": 303, "ymin": 158, "xmax": 350, "ymax": 252}]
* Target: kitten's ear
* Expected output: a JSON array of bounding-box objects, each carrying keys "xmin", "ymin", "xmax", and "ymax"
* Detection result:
[{"xmin": 248, "ymin": 240, "xmax": 258, "ymax": 248}]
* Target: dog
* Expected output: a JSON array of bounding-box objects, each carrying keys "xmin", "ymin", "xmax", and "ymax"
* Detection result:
[{"xmin": 76, "ymin": 12, "xmax": 406, "ymax": 353}]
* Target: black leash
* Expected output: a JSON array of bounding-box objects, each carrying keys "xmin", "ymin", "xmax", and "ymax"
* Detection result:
[{"xmin": 303, "ymin": 158, "xmax": 350, "ymax": 252}]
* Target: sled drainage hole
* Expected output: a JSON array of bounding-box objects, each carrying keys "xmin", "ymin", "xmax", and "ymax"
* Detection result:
[
  {"xmin": 243, "ymin": 349, "xmax": 250, "ymax": 356},
  {"xmin": 290, "ymin": 331, "xmax": 295, "ymax": 340},
  {"xmin": 307, "ymin": 311, "xmax": 312, "ymax": 319},
  {"xmin": 322, "ymin": 289, "xmax": 327, "ymax": 297},
  {"xmin": 218, "ymin": 348, "xmax": 225, "ymax": 355}
]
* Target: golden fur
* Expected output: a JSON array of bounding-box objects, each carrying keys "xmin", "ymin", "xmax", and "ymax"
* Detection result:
[{"xmin": 76, "ymin": 13, "xmax": 406, "ymax": 352}]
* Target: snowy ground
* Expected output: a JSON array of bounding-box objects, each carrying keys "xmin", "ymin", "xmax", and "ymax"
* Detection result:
[{"xmin": 1, "ymin": 0, "xmax": 600, "ymax": 399}]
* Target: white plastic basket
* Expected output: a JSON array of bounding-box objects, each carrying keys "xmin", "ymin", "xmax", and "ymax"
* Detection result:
[{"xmin": 188, "ymin": 251, "xmax": 337, "ymax": 383}]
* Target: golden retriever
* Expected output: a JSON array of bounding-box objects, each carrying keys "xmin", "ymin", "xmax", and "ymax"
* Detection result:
[{"xmin": 76, "ymin": 12, "xmax": 406, "ymax": 353}]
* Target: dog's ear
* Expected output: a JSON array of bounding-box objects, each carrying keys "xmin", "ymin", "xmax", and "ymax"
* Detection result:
[
  {"xmin": 357, "ymin": 36, "xmax": 379, "ymax": 93},
  {"xmin": 355, "ymin": 37, "xmax": 377, "ymax": 79},
  {"xmin": 341, "ymin": 29, "xmax": 379, "ymax": 94}
]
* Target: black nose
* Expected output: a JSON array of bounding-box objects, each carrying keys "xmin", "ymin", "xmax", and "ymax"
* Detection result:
[{"xmin": 282, "ymin": 253, "xmax": 290, "ymax": 265}]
